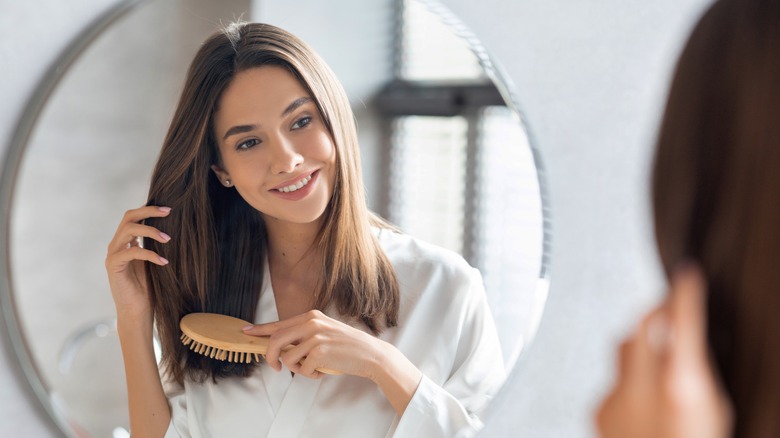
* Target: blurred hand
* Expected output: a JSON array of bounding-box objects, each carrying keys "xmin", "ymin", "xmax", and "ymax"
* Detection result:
[
  {"xmin": 105, "ymin": 205, "xmax": 172, "ymax": 323},
  {"xmin": 596, "ymin": 265, "xmax": 732, "ymax": 438}
]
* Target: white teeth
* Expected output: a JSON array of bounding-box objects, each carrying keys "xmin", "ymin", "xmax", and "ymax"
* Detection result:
[{"xmin": 278, "ymin": 175, "xmax": 312, "ymax": 193}]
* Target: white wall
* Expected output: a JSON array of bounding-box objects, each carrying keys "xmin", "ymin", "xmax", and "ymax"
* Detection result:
[{"xmin": 0, "ymin": 0, "xmax": 712, "ymax": 437}]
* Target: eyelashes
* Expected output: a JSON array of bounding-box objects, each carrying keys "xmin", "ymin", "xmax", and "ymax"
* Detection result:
[
  {"xmin": 237, "ymin": 138, "xmax": 260, "ymax": 150},
  {"xmin": 292, "ymin": 116, "xmax": 312, "ymax": 129},
  {"xmin": 233, "ymin": 115, "xmax": 314, "ymax": 151}
]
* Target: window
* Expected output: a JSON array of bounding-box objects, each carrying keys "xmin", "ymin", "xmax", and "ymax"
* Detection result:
[{"xmin": 377, "ymin": 0, "xmax": 544, "ymax": 365}]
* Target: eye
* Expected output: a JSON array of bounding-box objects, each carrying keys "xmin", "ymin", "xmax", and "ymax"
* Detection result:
[
  {"xmin": 292, "ymin": 116, "xmax": 312, "ymax": 130},
  {"xmin": 236, "ymin": 138, "xmax": 260, "ymax": 151}
]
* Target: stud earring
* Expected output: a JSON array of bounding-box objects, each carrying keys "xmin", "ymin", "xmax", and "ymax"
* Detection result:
[{"xmin": 224, "ymin": 179, "xmax": 232, "ymax": 187}]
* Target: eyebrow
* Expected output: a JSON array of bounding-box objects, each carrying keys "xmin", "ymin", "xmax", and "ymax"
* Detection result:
[
  {"xmin": 222, "ymin": 96, "xmax": 314, "ymax": 141},
  {"xmin": 281, "ymin": 96, "xmax": 313, "ymax": 118}
]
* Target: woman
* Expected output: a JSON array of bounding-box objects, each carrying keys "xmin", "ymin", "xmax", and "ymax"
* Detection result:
[
  {"xmin": 597, "ymin": 0, "xmax": 780, "ymax": 436},
  {"xmin": 105, "ymin": 22, "xmax": 504, "ymax": 437}
]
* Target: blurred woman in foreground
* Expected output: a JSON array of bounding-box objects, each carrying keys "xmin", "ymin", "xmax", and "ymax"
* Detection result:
[{"xmin": 598, "ymin": 0, "xmax": 780, "ymax": 436}]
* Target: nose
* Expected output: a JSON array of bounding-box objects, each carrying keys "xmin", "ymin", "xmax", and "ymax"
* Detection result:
[{"xmin": 269, "ymin": 134, "xmax": 303, "ymax": 174}]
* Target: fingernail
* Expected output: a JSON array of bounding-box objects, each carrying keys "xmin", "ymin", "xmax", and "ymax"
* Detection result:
[
  {"xmin": 158, "ymin": 206, "xmax": 171, "ymax": 213},
  {"xmin": 242, "ymin": 324, "xmax": 254, "ymax": 331},
  {"xmin": 159, "ymin": 256, "xmax": 169, "ymax": 265},
  {"xmin": 160, "ymin": 232, "xmax": 171, "ymax": 241},
  {"xmin": 646, "ymin": 312, "xmax": 671, "ymax": 353}
]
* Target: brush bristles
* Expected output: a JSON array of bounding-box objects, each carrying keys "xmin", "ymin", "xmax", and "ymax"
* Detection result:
[{"xmin": 179, "ymin": 334, "xmax": 260, "ymax": 364}]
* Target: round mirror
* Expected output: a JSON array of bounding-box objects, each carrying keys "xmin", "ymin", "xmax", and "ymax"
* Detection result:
[{"xmin": 0, "ymin": 0, "xmax": 549, "ymax": 436}]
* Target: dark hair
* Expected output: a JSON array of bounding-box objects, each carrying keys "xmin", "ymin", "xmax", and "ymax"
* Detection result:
[
  {"xmin": 144, "ymin": 22, "xmax": 399, "ymax": 385},
  {"xmin": 652, "ymin": 0, "xmax": 780, "ymax": 435}
]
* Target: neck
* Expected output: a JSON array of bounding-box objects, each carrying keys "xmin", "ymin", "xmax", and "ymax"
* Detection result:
[{"xmin": 263, "ymin": 216, "xmax": 322, "ymax": 273}]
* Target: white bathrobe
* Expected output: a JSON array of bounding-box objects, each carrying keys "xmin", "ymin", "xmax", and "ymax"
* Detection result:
[{"xmin": 163, "ymin": 229, "xmax": 505, "ymax": 437}]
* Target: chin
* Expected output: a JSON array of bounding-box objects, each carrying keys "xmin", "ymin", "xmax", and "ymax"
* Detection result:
[
  {"xmin": 263, "ymin": 206, "xmax": 328, "ymax": 225},
  {"xmin": 253, "ymin": 192, "xmax": 332, "ymax": 225},
  {"xmin": 288, "ymin": 213, "xmax": 326, "ymax": 224}
]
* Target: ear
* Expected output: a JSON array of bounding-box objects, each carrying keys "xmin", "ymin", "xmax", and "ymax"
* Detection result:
[{"xmin": 211, "ymin": 164, "xmax": 231, "ymax": 186}]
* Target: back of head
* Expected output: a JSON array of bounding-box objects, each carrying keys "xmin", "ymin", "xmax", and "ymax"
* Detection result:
[{"xmin": 652, "ymin": 0, "xmax": 780, "ymax": 435}]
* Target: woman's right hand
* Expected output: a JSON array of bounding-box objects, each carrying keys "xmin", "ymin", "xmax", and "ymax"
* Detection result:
[{"xmin": 105, "ymin": 205, "xmax": 172, "ymax": 323}]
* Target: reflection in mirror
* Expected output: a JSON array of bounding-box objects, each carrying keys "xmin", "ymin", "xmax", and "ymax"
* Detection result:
[{"xmin": 4, "ymin": 0, "xmax": 548, "ymax": 436}]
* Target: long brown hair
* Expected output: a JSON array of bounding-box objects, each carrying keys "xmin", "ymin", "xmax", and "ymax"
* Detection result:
[
  {"xmin": 652, "ymin": 0, "xmax": 780, "ymax": 435},
  {"xmin": 144, "ymin": 22, "xmax": 399, "ymax": 385}
]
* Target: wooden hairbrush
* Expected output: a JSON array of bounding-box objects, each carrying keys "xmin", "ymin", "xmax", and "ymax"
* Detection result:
[{"xmin": 180, "ymin": 313, "xmax": 341, "ymax": 375}]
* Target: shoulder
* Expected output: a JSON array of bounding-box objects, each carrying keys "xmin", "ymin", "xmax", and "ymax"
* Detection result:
[
  {"xmin": 373, "ymin": 229, "xmax": 497, "ymax": 371},
  {"xmin": 375, "ymin": 228, "xmax": 474, "ymax": 279},
  {"xmin": 374, "ymin": 228, "xmax": 481, "ymax": 306}
]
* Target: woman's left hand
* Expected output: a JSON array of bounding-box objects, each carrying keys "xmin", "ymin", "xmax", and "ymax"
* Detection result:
[
  {"xmin": 243, "ymin": 310, "xmax": 423, "ymax": 415},
  {"xmin": 595, "ymin": 265, "xmax": 732, "ymax": 438},
  {"xmin": 242, "ymin": 310, "xmax": 386, "ymax": 379}
]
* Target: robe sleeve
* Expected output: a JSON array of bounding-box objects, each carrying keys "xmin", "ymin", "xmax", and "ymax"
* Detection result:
[
  {"xmin": 393, "ymin": 267, "xmax": 506, "ymax": 437},
  {"xmin": 160, "ymin": 366, "xmax": 190, "ymax": 437}
]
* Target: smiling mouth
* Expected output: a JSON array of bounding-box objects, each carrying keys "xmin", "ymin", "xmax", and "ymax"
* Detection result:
[{"xmin": 274, "ymin": 174, "xmax": 313, "ymax": 193}]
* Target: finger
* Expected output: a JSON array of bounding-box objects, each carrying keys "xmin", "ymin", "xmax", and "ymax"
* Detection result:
[
  {"xmin": 643, "ymin": 305, "xmax": 672, "ymax": 355},
  {"xmin": 667, "ymin": 263, "xmax": 708, "ymax": 358},
  {"xmin": 297, "ymin": 356, "xmax": 324, "ymax": 379},
  {"xmin": 306, "ymin": 370, "xmax": 323, "ymax": 379},
  {"xmin": 110, "ymin": 206, "xmax": 172, "ymax": 250},
  {"xmin": 263, "ymin": 338, "xmax": 283, "ymax": 371},
  {"xmin": 282, "ymin": 357, "xmax": 324, "ymax": 379},
  {"xmin": 266, "ymin": 319, "xmax": 329, "ymax": 371},
  {"xmin": 283, "ymin": 353, "xmax": 304, "ymax": 375},
  {"xmin": 281, "ymin": 340, "xmax": 326, "ymax": 379},
  {"xmin": 662, "ymin": 263, "xmax": 714, "ymax": 403},
  {"xmin": 280, "ymin": 336, "xmax": 344, "ymax": 377},
  {"xmin": 625, "ymin": 306, "xmax": 666, "ymax": 381},
  {"xmin": 595, "ymin": 392, "xmax": 625, "ymax": 438},
  {"xmin": 242, "ymin": 321, "xmax": 281, "ymax": 336},
  {"xmin": 279, "ymin": 338, "xmax": 319, "ymax": 373},
  {"xmin": 121, "ymin": 205, "xmax": 172, "ymax": 225},
  {"xmin": 266, "ymin": 325, "xmax": 311, "ymax": 368},
  {"xmin": 263, "ymin": 328, "xmax": 305, "ymax": 372},
  {"xmin": 107, "ymin": 246, "xmax": 169, "ymax": 272},
  {"xmin": 243, "ymin": 309, "xmax": 327, "ymax": 336},
  {"xmin": 109, "ymin": 223, "xmax": 171, "ymax": 253},
  {"xmin": 615, "ymin": 337, "xmax": 634, "ymax": 386}
]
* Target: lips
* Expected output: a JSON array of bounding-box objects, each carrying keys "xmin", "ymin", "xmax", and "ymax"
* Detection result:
[
  {"xmin": 275, "ymin": 174, "xmax": 312, "ymax": 193},
  {"xmin": 270, "ymin": 170, "xmax": 317, "ymax": 192}
]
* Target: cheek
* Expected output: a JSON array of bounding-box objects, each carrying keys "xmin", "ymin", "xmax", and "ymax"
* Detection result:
[
  {"xmin": 321, "ymin": 138, "xmax": 338, "ymax": 181},
  {"xmin": 222, "ymin": 157, "xmax": 269, "ymax": 188},
  {"xmin": 300, "ymin": 128, "xmax": 335, "ymax": 159},
  {"xmin": 318, "ymin": 134, "xmax": 336, "ymax": 161}
]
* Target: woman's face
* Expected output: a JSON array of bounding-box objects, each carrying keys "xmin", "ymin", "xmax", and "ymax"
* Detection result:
[{"xmin": 212, "ymin": 66, "xmax": 337, "ymax": 225}]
